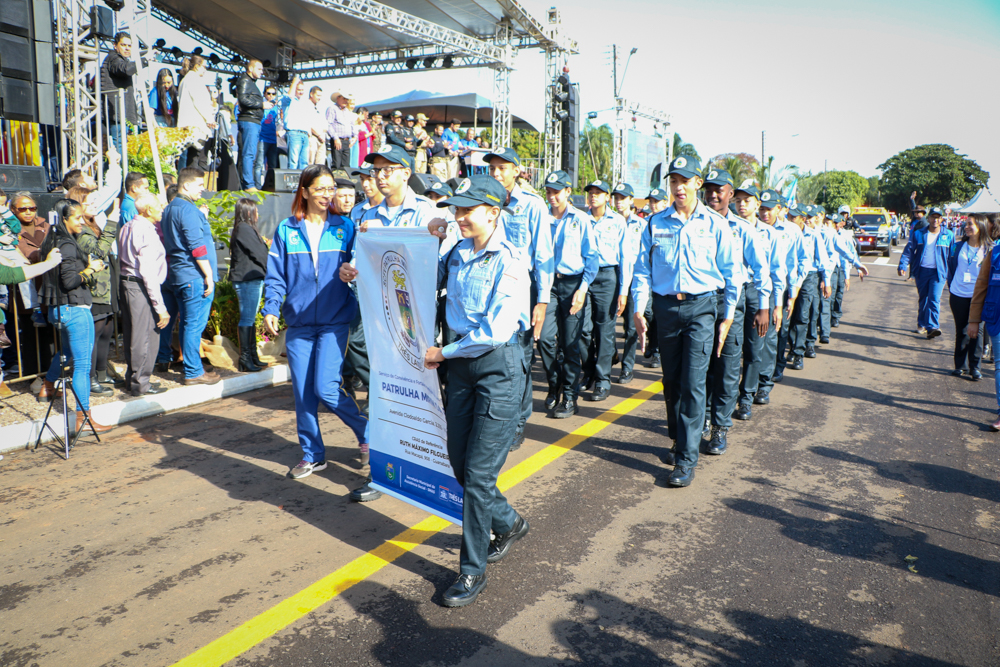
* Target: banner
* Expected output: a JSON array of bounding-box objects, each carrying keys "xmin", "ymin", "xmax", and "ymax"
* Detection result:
[
  {"xmin": 625, "ymin": 129, "xmax": 667, "ymax": 190},
  {"xmin": 355, "ymin": 228, "xmax": 463, "ymax": 524}
]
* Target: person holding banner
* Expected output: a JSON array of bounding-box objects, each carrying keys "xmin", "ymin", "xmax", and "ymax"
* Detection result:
[
  {"xmin": 262, "ymin": 165, "xmax": 370, "ymax": 481},
  {"xmin": 423, "ymin": 176, "xmax": 532, "ymax": 608}
]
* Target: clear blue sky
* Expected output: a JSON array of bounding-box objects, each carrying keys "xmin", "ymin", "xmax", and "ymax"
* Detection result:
[{"xmin": 152, "ymin": 0, "xmax": 1000, "ymax": 189}]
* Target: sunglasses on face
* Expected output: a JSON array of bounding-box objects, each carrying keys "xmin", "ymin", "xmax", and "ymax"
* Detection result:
[{"xmin": 15, "ymin": 206, "xmax": 37, "ymax": 213}]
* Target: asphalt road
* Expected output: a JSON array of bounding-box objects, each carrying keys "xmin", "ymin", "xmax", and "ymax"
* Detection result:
[{"xmin": 3, "ymin": 259, "xmax": 999, "ymax": 667}]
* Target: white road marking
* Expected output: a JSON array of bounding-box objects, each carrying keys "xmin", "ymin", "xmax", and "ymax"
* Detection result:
[{"xmin": 873, "ymin": 257, "xmax": 891, "ymax": 265}]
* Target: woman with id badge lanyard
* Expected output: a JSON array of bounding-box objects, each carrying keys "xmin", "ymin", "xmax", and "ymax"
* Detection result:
[{"xmin": 949, "ymin": 215, "xmax": 992, "ymax": 380}]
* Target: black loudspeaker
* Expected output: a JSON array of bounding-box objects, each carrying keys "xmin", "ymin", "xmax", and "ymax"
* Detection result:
[
  {"xmin": 0, "ymin": 0, "xmax": 31, "ymax": 38},
  {"xmin": 0, "ymin": 165, "xmax": 46, "ymax": 191},
  {"xmin": 273, "ymin": 169, "xmax": 302, "ymax": 193},
  {"xmin": 89, "ymin": 6, "xmax": 115, "ymax": 40},
  {"xmin": 1, "ymin": 76, "xmax": 34, "ymax": 121},
  {"xmin": 408, "ymin": 172, "xmax": 440, "ymax": 195},
  {"xmin": 0, "ymin": 32, "xmax": 33, "ymax": 81}
]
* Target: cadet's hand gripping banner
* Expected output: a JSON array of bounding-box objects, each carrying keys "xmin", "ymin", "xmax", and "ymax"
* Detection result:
[{"xmin": 355, "ymin": 228, "xmax": 463, "ymax": 524}]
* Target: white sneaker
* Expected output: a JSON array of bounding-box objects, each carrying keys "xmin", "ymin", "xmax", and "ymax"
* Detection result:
[{"xmin": 290, "ymin": 459, "xmax": 327, "ymax": 479}]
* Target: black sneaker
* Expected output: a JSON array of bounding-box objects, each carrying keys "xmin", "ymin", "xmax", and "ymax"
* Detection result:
[
  {"xmin": 789, "ymin": 355, "xmax": 804, "ymax": 370},
  {"xmin": 733, "ymin": 403, "xmax": 752, "ymax": 421},
  {"xmin": 649, "ymin": 353, "xmax": 661, "ymax": 368},
  {"xmin": 804, "ymin": 346, "xmax": 817, "ymax": 359},
  {"xmin": 753, "ymin": 390, "xmax": 770, "ymax": 405},
  {"xmin": 544, "ymin": 386, "xmax": 560, "ymax": 410},
  {"xmin": 707, "ymin": 426, "xmax": 728, "ymax": 455}
]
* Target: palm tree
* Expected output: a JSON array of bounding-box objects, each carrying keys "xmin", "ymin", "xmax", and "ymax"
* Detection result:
[
  {"xmin": 672, "ymin": 133, "xmax": 700, "ymax": 161},
  {"xmin": 755, "ymin": 156, "xmax": 799, "ymax": 192}
]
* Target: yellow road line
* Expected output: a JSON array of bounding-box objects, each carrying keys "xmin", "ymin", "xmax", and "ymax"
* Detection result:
[{"xmin": 172, "ymin": 381, "xmax": 664, "ymax": 667}]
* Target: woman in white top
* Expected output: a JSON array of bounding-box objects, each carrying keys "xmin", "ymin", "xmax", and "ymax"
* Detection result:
[
  {"xmin": 176, "ymin": 56, "xmax": 217, "ymax": 170},
  {"xmin": 948, "ymin": 214, "xmax": 992, "ymax": 379}
]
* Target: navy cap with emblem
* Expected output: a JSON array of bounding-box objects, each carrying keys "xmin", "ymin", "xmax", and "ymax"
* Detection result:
[
  {"xmin": 831, "ymin": 213, "xmax": 842, "ymax": 223},
  {"xmin": 612, "ymin": 182, "xmax": 635, "ymax": 197},
  {"xmin": 544, "ymin": 170, "xmax": 573, "ymax": 190},
  {"xmin": 371, "ymin": 144, "xmax": 413, "ymax": 169},
  {"xmin": 667, "ymin": 155, "xmax": 702, "ymax": 180},
  {"xmin": 734, "ymin": 179, "xmax": 760, "ymax": 199},
  {"xmin": 584, "ymin": 179, "xmax": 611, "ymax": 194},
  {"xmin": 778, "ymin": 194, "xmax": 788, "ymax": 207},
  {"xmin": 787, "ymin": 206, "xmax": 804, "ymax": 218},
  {"xmin": 814, "ymin": 205, "xmax": 826, "ymax": 216},
  {"xmin": 802, "ymin": 204, "xmax": 814, "ymax": 216},
  {"xmin": 759, "ymin": 189, "xmax": 781, "ymax": 209},
  {"xmin": 483, "ymin": 147, "xmax": 521, "ymax": 167},
  {"xmin": 702, "ymin": 169, "xmax": 733, "ymax": 188},
  {"xmin": 647, "ymin": 188, "xmax": 668, "ymax": 201},
  {"xmin": 425, "ymin": 181, "xmax": 454, "ymax": 198},
  {"xmin": 350, "ymin": 166, "xmax": 373, "ymax": 177},
  {"xmin": 928, "ymin": 206, "xmax": 945, "ymax": 217},
  {"xmin": 825, "ymin": 209, "xmax": 835, "ymax": 220},
  {"xmin": 437, "ymin": 176, "xmax": 507, "ymax": 209}
]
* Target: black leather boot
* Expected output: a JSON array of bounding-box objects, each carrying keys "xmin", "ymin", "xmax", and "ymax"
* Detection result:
[{"xmin": 238, "ymin": 327, "xmax": 263, "ymax": 372}]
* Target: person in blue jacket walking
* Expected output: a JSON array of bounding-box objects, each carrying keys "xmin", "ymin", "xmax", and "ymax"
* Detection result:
[
  {"xmin": 898, "ymin": 207, "xmax": 955, "ymax": 339},
  {"xmin": 262, "ymin": 165, "xmax": 369, "ymax": 480}
]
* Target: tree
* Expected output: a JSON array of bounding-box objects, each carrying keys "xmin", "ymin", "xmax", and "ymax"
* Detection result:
[
  {"xmin": 579, "ymin": 121, "xmax": 614, "ymax": 188},
  {"xmin": 478, "ymin": 128, "xmax": 541, "ymax": 159},
  {"xmin": 864, "ymin": 176, "xmax": 882, "ymax": 207},
  {"xmin": 796, "ymin": 171, "xmax": 823, "ymax": 205},
  {"xmin": 709, "ymin": 152, "xmax": 759, "ymax": 188},
  {"xmin": 754, "ymin": 156, "xmax": 799, "ymax": 192},
  {"xmin": 672, "ymin": 133, "xmax": 700, "ymax": 161},
  {"xmin": 878, "ymin": 144, "xmax": 988, "ymax": 212},
  {"xmin": 813, "ymin": 170, "xmax": 870, "ymax": 212}
]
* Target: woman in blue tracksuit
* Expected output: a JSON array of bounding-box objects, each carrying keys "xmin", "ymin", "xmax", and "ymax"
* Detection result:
[
  {"xmin": 422, "ymin": 176, "xmax": 531, "ymax": 608},
  {"xmin": 947, "ymin": 214, "xmax": 992, "ymax": 379},
  {"xmin": 898, "ymin": 207, "xmax": 955, "ymax": 339},
  {"xmin": 262, "ymin": 165, "xmax": 369, "ymax": 480}
]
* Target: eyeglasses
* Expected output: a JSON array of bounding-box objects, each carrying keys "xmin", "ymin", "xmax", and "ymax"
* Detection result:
[
  {"xmin": 265, "ymin": 92, "xmax": 276, "ymax": 96},
  {"xmin": 308, "ymin": 187, "xmax": 337, "ymax": 195},
  {"xmin": 15, "ymin": 206, "xmax": 37, "ymax": 213},
  {"xmin": 375, "ymin": 165, "xmax": 406, "ymax": 176}
]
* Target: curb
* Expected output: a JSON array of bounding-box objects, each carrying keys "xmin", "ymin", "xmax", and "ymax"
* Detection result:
[{"xmin": 0, "ymin": 364, "xmax": 290, "ymax": 455}]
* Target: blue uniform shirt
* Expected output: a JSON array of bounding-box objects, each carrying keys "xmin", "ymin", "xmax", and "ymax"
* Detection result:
[
  {"xmin": 438, "ymin": 226, "xmax": 530, "ymax": 359},
  {"xmin": 773, "ymin": 219, "xmax": 808, "ymax": 292},
  {"xmin": 619, "ymin": 212, "xmax": 646, "ymax": 293},
  {"xmin": 726, "ymin": 211, "xmax": 772, "ymax": 310},
  {"xmin": 349, "ymin": 200, "xmax": 376, "ymax": 226},
  {"xmin": 825, "ymin": 226, "xmax": 864, "ymax": 272},
  {"xmin": 502, "ymin": 184, "xmax": 554, "ymax": 304},
  {"xmin": 806, "ymin": 225, "xmax": 836, "ymax": 281},
  {"xmin": 360, "ymin": 188, "xmax": 438, "ymax": 229},
  {"xmin": 550, "ymin": 204, "xmax": 599, "ymax": 290},
  {"xmin": 836, "ymin": 228, "xmax": 862, "ymax": 273},
  {"xmin": 631, "ymin": 201, "xmax": 740, "ymax": 320},
  {"xmin": 753, "ymin": 220, "xmax": 788, "ymax": 301},
  {"xmin": 588, "ymin": 206, "xmax": 626, "ymax": 269}
]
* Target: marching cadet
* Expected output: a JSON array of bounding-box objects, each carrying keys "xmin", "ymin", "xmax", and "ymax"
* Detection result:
[
  {"xmin": 348, "ymin": 161, "xmax": 382, "ymax": 225},
  {"xmin": 632, "ymin": 156, "xmax": 738, "ymax": 488},
  {"xmin": 803, "ymin": 206, "xmax": 835, "ymax": 355},
  {"xmin": 641, "ymin": 188, "xmax": 670, "ymax": 369},
  {"xmin": 832, "ymin": 212, "xmax": 865, "ymax": 326},
  {"xmin": 612, "ymin": 182, "xmax": 646, "ymax": 385},
  {"xmin": 820, "ymin": 212, "xmax": 869, "ymax": 340},
  {"xmin": 785, "ymin": 203, "xmax": 826, "ymax": 370},
  {"xmin": 423, "ymin": 176, "xmax": 531, "ymax": 608},
  {"xmin": 483, "ymin": 147, "xmax": 554, "ymax": 448},
  {"xmin": 537, "ymin": 170, "xmax": 599, "ymax": 417},
  {"xmin": 700, "ymin": 171, "xmax": 769, "ymax": 451},
  {"xmin": 580, "ymin": 179, "xmax": 626, "ymax": 401},
  {"xmin": 730, "ymin": 183, "xmax": 786, "ymax": 408},
  {"xmin": 766, "ymin": 196, "xmax": 807, "ymax": 382},
  {"xmin": 359, "ymin": 145, "xmax": 441, "ymax": 230}
]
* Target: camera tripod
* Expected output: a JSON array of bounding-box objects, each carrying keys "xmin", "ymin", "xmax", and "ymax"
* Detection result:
[{"xmin": 33, "ymin": 308, "xmax": 102, "ymax": 459}]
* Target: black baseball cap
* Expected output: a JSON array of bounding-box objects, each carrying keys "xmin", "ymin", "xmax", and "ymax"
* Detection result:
[
  {"xmin": 437, "ymin": 176, "xmax": 506, "ymax": 208},
  {"xmin": 612, "ymin": 182, "xmax": 635, "ymax": 197},
  {"xmin": 703, "ymin": 169, "xmax": 733, "ymax": 188},
  {"xmin": 544, "ymin": 171, "xmax": 573, "ymax": 190},
  {"xmin": 584, "ymin": 179, "xmax": 611, "ymax": 194},
  {"xmin": 483, "ymin": 147, "xmax": 521, "ymax": 167}
]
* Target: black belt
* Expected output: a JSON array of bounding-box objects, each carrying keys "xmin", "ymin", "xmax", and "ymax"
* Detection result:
[
  {"xmin": 662, "ymin": 290, "xmax": 714, "ymax": 301},
  {"xmin": 123, "ymin": 275, "xmax": 144, "ymax": 283},
  {"xmin": 554, "ymin": 272, "xmax": 582, "ymax": 280},
  {"xmin": 598, "ymin": 266, "xmax": 617, "ymax": 272}
]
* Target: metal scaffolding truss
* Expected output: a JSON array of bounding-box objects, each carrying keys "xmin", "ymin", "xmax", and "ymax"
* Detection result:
[
  {"xmin": 57, "ymin": 0, "xmax": 104, "ymax": 182},
  {"xmin": 612, "ymin": 99, "xmax": 671, "ymax": 185}
]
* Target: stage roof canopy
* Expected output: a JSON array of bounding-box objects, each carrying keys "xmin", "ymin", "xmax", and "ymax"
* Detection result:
[{"xmin": 152, "ymin": 0, "xmax": 560, "ymax": 67}]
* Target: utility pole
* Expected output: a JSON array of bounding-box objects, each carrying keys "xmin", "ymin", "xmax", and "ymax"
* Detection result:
[{"xmin": 761, "ymin": 130, "xmax": 765, "ymax": 166}]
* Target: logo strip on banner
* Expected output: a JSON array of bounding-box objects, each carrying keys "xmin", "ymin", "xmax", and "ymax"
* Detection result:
[
  {"xmin": 171, "ymin": 382, "xmax": 664, "ymax": 667},
  {"xmin": 354, "ymin": 228, "xmax": 462, "ymax": 524}
]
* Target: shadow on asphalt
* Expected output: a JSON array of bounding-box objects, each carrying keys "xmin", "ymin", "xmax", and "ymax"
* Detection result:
[
  {"xmin": 725, "ymin": 497, "xmax": 1000, "ymax": 599},
  {"xmin": 810, "ymin": 446, "xmax": 1000, "ymax": 504},
  {"xmin": 780, "ymin": 375, "xmax": 990, "ymax": 427},
  {"xmin": 294, "ymin": 581, "xmax": 965, "ymax": 666}
]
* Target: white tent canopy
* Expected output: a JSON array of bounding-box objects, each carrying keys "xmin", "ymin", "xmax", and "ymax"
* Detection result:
[{"xmin": 960, "ymin": 187, "xmax": 1000, "ymax": 214}]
